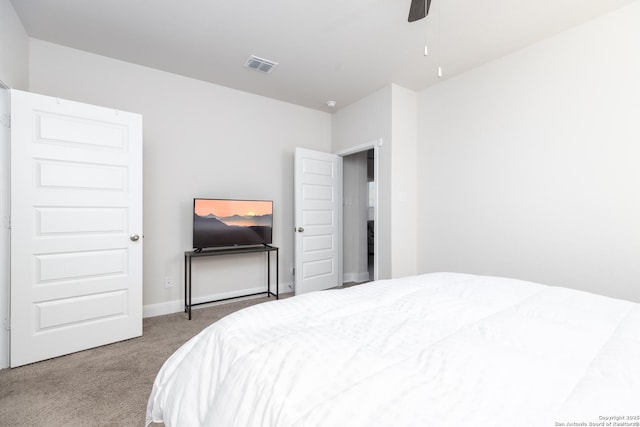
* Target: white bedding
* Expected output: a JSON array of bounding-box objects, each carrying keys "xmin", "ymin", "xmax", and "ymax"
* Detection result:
[{"xmin": 146, "ymin": 273, "xmax": 640, "ymax": 427}]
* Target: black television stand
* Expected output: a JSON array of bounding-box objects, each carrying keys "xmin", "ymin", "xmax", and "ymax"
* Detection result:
[{"xmin": 184, "ymin": 244, "xmax": 279, "ymax": 320}]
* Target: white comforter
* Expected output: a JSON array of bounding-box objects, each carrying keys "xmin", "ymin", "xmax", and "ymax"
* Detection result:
[{"xmin": 146, "ymin": 273, "xmax": 640, "ymax": 427}]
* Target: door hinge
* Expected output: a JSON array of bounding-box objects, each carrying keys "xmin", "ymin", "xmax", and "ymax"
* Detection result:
[
  {"xmin": 2, "ymin": 215, "xmax": 9, "ymax": 230},
  {"xmin": 3, "ymin": 318, "xmax": 9, "ymax": 332}
]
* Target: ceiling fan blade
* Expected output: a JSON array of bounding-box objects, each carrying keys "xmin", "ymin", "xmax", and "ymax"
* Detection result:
[{"xmin": 408, "ymin": 0, "xmax": 432, "ymax": 22}]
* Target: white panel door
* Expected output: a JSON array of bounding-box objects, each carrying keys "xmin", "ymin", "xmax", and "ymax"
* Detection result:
[
  {"xmin": 10, "ymin": 89, "xmax": 143, "ymax": 367},
  {"xmin": 294, "ymin": 148, "xmax": 342, "ymax": 295}
]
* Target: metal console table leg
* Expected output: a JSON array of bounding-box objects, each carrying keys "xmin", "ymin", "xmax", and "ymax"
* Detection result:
[{"xmin": 184, "ymin": 245, "xmax": 279, "ymax": 320}]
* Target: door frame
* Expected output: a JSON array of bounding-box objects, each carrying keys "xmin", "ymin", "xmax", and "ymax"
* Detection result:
[
  {"xmin": 0, "ymin": 81, "xmax": 9, "ymax": 369},
  {"xmin": 336, "ymin": 139, "xmax": 380, "ymax": 282}
]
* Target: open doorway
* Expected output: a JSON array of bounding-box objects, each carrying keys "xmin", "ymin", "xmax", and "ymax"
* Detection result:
[{"xmin": 342, "ymin": 148, "xmax": 376, "ymax": 284}]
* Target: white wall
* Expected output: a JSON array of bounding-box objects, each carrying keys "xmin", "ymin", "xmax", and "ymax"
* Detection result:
[
  {"xmin": 333, "ymin": 84, "xmax": 419, "ymax": 280},
  {"xmin": 0, "ymin": 0, "xmax": 29, "ymax": 90},
  {"xmin": 417, "ymin": 1, "xmax": 640, "ymax": 302},
  {"xmin": 28, "ymin": 39, "xmax": 332, "ymax": 314},
  {"xmin": 0, "ymin": 0, "xmax": 29, "ymax": 369},
  {"xmin": 390, "ymin": 86, "xmax": 417, "ymax": 278},
  {"xmin": 333, "ymin": 86, "xmax": 393, "ymax": 279}
]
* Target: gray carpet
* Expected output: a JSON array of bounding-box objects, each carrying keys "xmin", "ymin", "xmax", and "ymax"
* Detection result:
[{"xmin": 0, "ymin": 295, "xmax": 287, "ymax": 426}]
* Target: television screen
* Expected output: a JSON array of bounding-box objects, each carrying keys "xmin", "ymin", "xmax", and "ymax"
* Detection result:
[{"xmin": 193, "ymin": 198, "xmax": 273, "ymax": 249}]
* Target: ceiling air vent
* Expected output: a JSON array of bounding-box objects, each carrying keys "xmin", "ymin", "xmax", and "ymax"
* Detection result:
[{"xmin": 244, "ymin": 55, "xmax": 279, "ymax": 74}]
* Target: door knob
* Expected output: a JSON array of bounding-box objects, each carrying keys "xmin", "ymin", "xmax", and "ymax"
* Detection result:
[
  {"xmin": 130, "ymin": 234, "xmax": 140, "ymax": 241},
  {"xmin": 297, "ymin": 227, "xmax": 304, "ymax": 233}
]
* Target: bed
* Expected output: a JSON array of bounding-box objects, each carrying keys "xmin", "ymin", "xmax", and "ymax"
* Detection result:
[{"xmin": 146, "ymin": 272, "xmax": 640, "ymax": 426}]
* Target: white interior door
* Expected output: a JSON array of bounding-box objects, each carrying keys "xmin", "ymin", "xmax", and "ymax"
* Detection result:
[
  {"xmin": 294, "ymin": 147, "xmax": 342, "ymax": 295},
  {"xmin": 10, "ymin": 89, "xmax": 143, "ymax": 367}
]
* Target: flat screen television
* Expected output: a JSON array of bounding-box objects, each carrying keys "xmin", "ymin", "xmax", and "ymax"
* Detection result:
[{"xmin": 193, "ymin": 198, "xmax": 273, "ymax": 250}]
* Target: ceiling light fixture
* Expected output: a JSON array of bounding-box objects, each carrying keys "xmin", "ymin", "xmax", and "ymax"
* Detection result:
[
  {"xmin": 409, "ymin": 0, "xmax": 443, "ymax": 78},
  {"xmin": 326, "ymin": 100, "xmax": 337, "ymax": 108}
]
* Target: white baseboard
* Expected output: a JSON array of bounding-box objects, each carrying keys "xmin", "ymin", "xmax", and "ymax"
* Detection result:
[
  {"xmin": 143, "ymin": 283, "xmax": 293, "ymax": 318},
  {"xmin": 343, "ymin": 272, "xmax": 370, "ymax": 284}
]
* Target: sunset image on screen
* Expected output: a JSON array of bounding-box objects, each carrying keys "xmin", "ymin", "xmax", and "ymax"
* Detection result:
[
  {"xmin": 195, "ymin": 200, "xmax": 271, "ymax": 217},
  {"xmin": 194, "ymin": 199, "xmax": 272, "ymax": 227},
  {"xmin": 193, "ymin": 199, "xmax": 273, "ymax": 248}
]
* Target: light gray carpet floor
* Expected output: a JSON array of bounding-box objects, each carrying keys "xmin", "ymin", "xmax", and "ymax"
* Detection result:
[{"xmin": 0, "ymin": 294, "xmax": 287, "ymax": 427}]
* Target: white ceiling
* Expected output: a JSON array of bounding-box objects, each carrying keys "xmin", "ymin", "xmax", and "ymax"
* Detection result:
[{"xmin": 10, "ymin": 0, "xmax": 635, "ymax": 111}]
